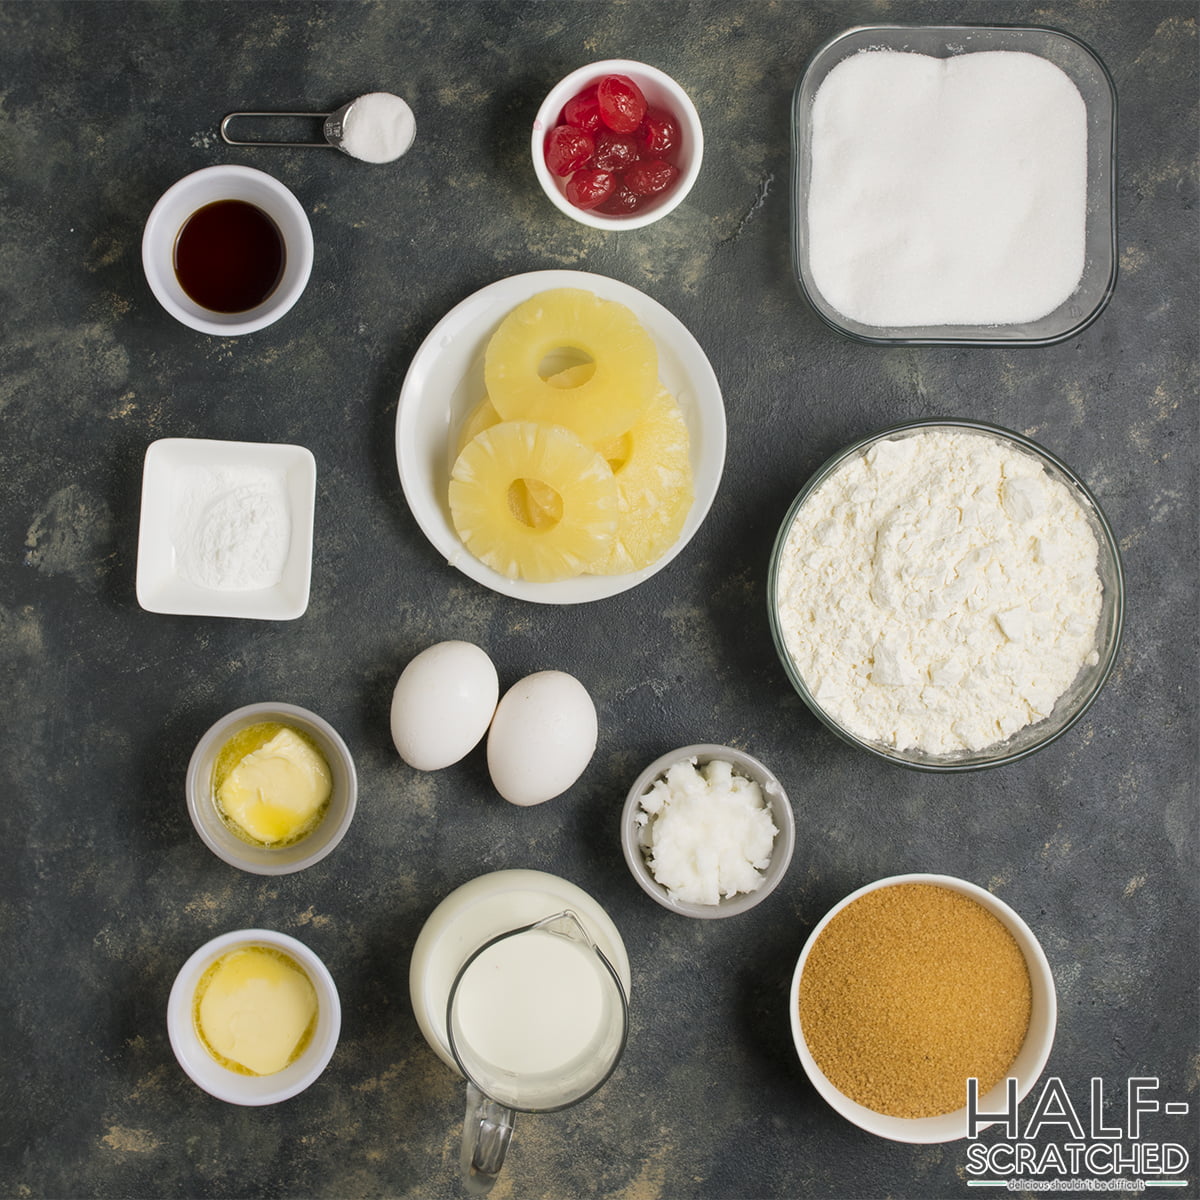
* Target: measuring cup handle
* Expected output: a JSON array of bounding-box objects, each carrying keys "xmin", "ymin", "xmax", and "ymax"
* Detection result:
[{"xmin": 460, "ymin": 1081, "xmax": 516, "ymax": 1195}]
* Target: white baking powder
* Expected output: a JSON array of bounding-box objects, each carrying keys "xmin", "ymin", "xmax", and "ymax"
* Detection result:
[
  {"xmin": 808, "ymin": 49, "xmax": 1088, "ymax": 327},
  {"xmin": 171, "ymin": 465, "xmax": 291, "ymax": 591},
  {"xmin": 775, "ymin": 430, "xmax": 1103, "ymax": 755},
  {"xmin": 341, "ymin": 92, "xmax": 416, "ymax": 163}
]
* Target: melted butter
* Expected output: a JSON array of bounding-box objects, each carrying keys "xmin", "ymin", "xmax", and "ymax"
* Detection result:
[
  {"xmin": 194, "ymin": 945, "xmax": 318, "ymax": 1076},
  {"xmin": 214, "ymin": 722, "xmax": 332, "ymax": 846}
]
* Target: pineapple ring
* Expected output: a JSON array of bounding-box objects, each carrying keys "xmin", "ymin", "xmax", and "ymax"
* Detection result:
[
  {"xmin": 484, "ymin": 288, "xmax": 658, "ymax": 444},
  {"xmin": 518, "ymin": 388, "xmax": 691, "ymax": 565},
  {"xmin": 456, "ymin": 368, "xmax": 597, "ymax": 535},
  {"xmin": 449, "ymin": 420, "xmax": 618, "ymax": 583},
  {"xmin": 455, "ymin": 364, "xmax": 595, "ymax": 458},
  {"xmin": 456, "ymin": 396, "xmax": 503, "ymax": 459},
  {"xmin": 594, "ymin": 385, "xmax": 694, "ymax": 575},
  {"xmin": 453, "ymin": 371, "xmax": 693, "ymax": 574}
]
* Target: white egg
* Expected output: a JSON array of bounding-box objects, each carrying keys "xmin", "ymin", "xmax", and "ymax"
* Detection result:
[
  {"xmin": 390, "ymin": 641, "xmax": 499, "ymax": 771},
  {"xmin": 487, "ymin": 670, "xmax": 598, "ymax": 806}
]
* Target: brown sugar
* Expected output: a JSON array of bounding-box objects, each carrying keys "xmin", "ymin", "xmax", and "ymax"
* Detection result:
[{"xmin": 798, "ymin": 883, "xmax": 1032, "ymax": 1119}]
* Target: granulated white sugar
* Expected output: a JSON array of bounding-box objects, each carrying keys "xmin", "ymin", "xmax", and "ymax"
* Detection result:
[
  {"xmin": 342, "ymin": 92, "xmax": 416, "ymax": 164},
  {"xmin": 808, "ymin": 50, "xmax": 1087, "ymax": 328}
]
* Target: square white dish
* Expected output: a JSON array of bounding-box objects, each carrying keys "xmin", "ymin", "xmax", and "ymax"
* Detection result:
[{"xmin": 135, "ymin": 437, "xmax": 316, "ymax": 620}]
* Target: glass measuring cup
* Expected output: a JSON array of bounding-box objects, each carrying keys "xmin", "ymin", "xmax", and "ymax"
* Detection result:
[{"xmin": 446, "ymin": 910, "xmax": 629, "ymax": 1194}]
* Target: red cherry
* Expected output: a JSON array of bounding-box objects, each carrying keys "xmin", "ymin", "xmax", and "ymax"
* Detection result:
[
  {"xmin": 545, "ymin": 124, "xmax": 595, "ymax": 177},
  {"xmin": 562, "ymin": 85, "xmax": 601, "ymax": 134},
  {"xmin": 565, "ymin": 168, "xmax": 616, "ymax": 210},
  {"xmin": 596, "ymin": 74, "xmax": 647, "ymax": 134},
  {"xmin": 597, "ymin": 182, "xmax": 642, "ymax": 215},
  {"xmin": 637, "ymin": 108, "xmax": 680, "ymax": 158},
  {"xmin": 624, "ymin": 159, "xmax": 680, "ymax": 197},
  {"xmin": 588, "ymin": 130, "xmax": 640, "ymax": 173}
]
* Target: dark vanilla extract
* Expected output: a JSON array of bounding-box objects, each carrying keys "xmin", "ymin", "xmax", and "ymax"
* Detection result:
[{"xmin": 173, "ymin": 199, "xmax": 285, "ymax": 313}]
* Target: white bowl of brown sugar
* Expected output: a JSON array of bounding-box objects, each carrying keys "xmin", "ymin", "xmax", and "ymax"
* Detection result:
[{"xmin": 789, "ymin": 873, "xmax": 1056, "ymax": 1143}]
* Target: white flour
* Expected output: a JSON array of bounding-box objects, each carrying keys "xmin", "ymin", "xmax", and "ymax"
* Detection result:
[
  {"xmin": 341, "ymin": 92, "xmax": 416, "ymax": 163},
  {"xmin": 808, "ymin": 49, "xmax": 1087, "ymax": 327},
  {"xmin": 775, "ymin": 430, "xmax": 1103, "ymax": 755},
  {"xmin": 171, "ymin": 465, "xmax": 291, "ymax": 591}
]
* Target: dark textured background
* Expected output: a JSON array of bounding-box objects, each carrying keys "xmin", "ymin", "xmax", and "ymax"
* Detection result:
[{"xmin": 1, "ymin": 2, "xmax": 1196, "ymax": 1198}]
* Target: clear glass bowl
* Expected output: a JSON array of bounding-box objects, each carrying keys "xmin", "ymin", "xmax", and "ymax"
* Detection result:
[
  {"xmin": 767, "ymin": 420, "xmax": 1124, "ymax": 772},
  {"xmin": 791, "ymin": 25, "xmax": 1117, "ymax": 346}
]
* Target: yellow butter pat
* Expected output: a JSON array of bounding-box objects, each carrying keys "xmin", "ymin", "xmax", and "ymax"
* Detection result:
[
  {"xmin": 217, "ymin": 727, "xmax": 332, "ymax": 844},
  {"xmin": 195, "ymin": 946, "xmax": 318, "ymax": 1076}
]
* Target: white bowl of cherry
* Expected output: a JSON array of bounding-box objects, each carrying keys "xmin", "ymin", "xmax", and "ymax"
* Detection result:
[{"xmin": 531, "ymin": 59, "xmax": 704, "ymax": 231}]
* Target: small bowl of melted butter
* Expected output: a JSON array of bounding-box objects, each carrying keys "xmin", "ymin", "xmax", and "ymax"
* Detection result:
[
  {"xmin": 168, "ymin": 928, "xmax": 341, "ymax": 1105},
  {"xmin": 186, "ymin": 701, "xmax": 357, "ymax": 874}
]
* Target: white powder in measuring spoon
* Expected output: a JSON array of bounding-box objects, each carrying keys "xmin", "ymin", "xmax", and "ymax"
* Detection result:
[
  {"xmin": 171, "ymin": 465, "xmax": 291, "ymax": 591},
  {"xmin": 341, "ymin": 92, "xmax": 416, "ymax": 163},
  {"xmin": 808, "ymin": 50, "xmax": 1088, "ymax": 327}
]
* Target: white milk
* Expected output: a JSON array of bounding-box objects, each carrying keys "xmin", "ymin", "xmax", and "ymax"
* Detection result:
[
  {"xmin": 409, "ymin": 869, "xmax": 631, "ymax": 1071},
  {"xmin": 453, "ymin": 929, "xmax": 609, "ymax": 1078}
]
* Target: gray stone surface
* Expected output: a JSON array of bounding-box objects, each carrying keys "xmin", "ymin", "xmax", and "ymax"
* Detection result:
[{"xmin": 1, "ymin": 2, "xmax": 1196, "ymax": 1198}]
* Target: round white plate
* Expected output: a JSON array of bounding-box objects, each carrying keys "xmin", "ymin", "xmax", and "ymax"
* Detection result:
[{"xmin": 395, "ymin": 269, "xmax": 726, "ymax": 604}]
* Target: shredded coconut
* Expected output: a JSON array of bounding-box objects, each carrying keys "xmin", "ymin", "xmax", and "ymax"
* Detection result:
[
  {"xmin": 636, "ymin": 758, "xmax": 778, "ymax": 905},
  {"xmin": 171, "ymin": 465, "xmax": 291, "ymax": 591},
  {"xmin": 341, "ymin": 92, "xmax": 416, "ymax": 164},
  {"xmin": 808, "ymin": 49, "xmax": 1088, "ymax": 327},
  {"xmin": 775, "ymin": 430, "xmax": 1103, "ymax": 756}
]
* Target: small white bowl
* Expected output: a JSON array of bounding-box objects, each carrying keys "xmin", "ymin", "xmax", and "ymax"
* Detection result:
[
  {"xmin": 142, "ymin": 164, "xmax": 313, "ymax": 335},
  {"xmin": 395, "ymin": 269, "xmax": 726, "ymax": 605},
  {"xmin": 135, "ymin": 437, "xmax": 316, "ymax": 621},
  {"xmin": 621, "ymin": 744, "xmax": 795, "ymax": 918},
  {"xmin": 532, "ymin": 59, "xmax": 703, "ymax": 230},
  {"xmin": 186, "ymin": 701, "xmax": 357, "ymax": 874},
  {"xmin": 789, "ymin": 873, "xmax": 1056, "ymax": 1143},
  {"xmin": 167, "ymin": 929, "xmax": 340, "ymax": 1105}
]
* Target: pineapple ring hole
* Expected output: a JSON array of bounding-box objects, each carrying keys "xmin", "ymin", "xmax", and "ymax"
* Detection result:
[
  {"xmin": 597, "ymin": 431, "xmax": 633, "ymax": 474},
  {"xmin": 507, "ymin": 478, "xmax": 564, "ymax": 529},
  {"xmin": 539, "ymin": 348, "xmax": 596, "ymax": 384}
]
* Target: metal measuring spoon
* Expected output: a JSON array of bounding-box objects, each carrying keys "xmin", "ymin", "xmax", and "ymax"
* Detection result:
[{"xmin": 220, "ymin": 92, "xmax": 416, "ymax": 163}]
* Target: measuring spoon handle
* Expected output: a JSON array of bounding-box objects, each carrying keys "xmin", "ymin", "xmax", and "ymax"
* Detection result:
[{"xmin": 220, "ymin": 112, "xmax": 334, "ymax": 147}]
